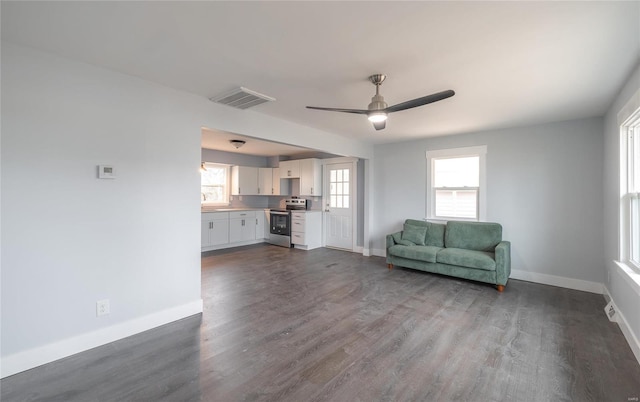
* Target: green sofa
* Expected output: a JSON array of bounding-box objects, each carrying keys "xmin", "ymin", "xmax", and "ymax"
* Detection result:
[{"xmin": 386, "ymin": 219, "xmax": 511, "ymax": 291}]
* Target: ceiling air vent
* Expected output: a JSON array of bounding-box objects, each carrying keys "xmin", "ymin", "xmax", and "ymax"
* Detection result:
[{"xmin": 209, "ymin": 87, "xmax": 275, "ymax": 110}]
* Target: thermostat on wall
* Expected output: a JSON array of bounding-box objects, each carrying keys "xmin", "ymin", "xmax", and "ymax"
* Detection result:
[{"xmin": 98, "ymin": 165, "xmax": 116, "ymax": 179}]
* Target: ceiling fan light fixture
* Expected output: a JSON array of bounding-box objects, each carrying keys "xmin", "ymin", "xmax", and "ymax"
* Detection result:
[
  {"xmin": 230, "ymin": 139, "xmax": 246, "ymax": 149},
  {"xmin": 305, "ymin": 73, "xmax": 454, "ymax": 131},
  {"xmin": 367, "ymin": 112, "xmax": 388, "ymax": 123}
]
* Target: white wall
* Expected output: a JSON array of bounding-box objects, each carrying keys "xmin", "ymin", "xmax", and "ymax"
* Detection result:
[
  {"xmin": 603, "ymin": 62, "xmax": 640, "ymax": 362},
  {"xmin": 0, "ymin": 43, "xmax": 373, "ymax": 377},
  {"xmin": 1, "ymin": 43, "xmax": 204, "ymax": 377},
  {"xmin": 372, "ymin": 117, "xmax": 605, "ymax": 292},
  {"xmin": 201, "ymin": 148, "xmax": 269, "ymax": 168}
]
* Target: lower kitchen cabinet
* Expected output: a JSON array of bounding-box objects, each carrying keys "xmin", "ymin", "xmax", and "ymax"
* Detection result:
[
  {"xmin": 255, "ymin": 212, "xmax": 266, "ymax": 240},
  {"xmin": 201, "ymin": 212, "xmax": 230, "ymax": 249},
  {"xmin": 229, "ymin": 210, "xmax": 256, "ymax": 243},
  {"xmin": 291, "ymin": 211, "xmax": 322, "ymax": 250},
  {"xmin": 202, "ymin": 209, "xmax": 320, "ymax": 252},
  {"xmin": 202, "ymin": 209, "xmax": 267, "ymax": 252}
]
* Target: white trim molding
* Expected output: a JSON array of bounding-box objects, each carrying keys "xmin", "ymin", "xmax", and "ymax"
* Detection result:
[
  {"xmin": 425, "ymin": 145, "xmax": 488, "ymax": 222},
  {"xmin": 372, "ymin": 248, "xmax": 387, "ymax": 258},
  {"xmin": 322, "ymin": 158, "xmax": 359, "ymax": 252},
  {"xmin": 603, "ymin": 286, "xmax": 640, "ymax": 365},
  {"xmin": 510, "ymin": 269, "xmax": 603, "ymax": 294},
  {"xmin": 617, "ymin": 87, "xmax": 640, "ymax": 126},
  {"xmin": 1, "ymin": 299, "xmax": 203, "ymax": 379},
  {"xmin": 614, "ymin": 260, "xmax": 640, "ymax": 296},
  {"xmin": 374, "ymin": 241, "xmax": 602, "ymax": 294}
]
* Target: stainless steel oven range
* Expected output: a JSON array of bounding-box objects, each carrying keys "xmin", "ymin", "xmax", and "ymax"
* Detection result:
[{"xmin": 268, "ymin": 199, "xmax": 308, "ymax": 248}]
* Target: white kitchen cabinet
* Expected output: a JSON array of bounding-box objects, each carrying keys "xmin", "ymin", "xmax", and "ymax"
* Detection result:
[
  {"xmin": 263, "ymin": 210, "xmax": 271, "ymax": 239},
  {"xmin": 299, "ymin": 158, "xmax": 322, "ymax": 196},
  {"xmin": 231, "ymin": 166, "xmax": 259, "ymax": 195},
  {"xmin": 258, "ymin": 168, "xmax": 272, "ymax": 196},
  {"xmin": 258, "ymin": 168, "xmax": 290, "ymax": 195},
  {"xmin": 255, "ymin": 212, "xmax": 266, "ymax": 239},
  {"xmin": 271, "ymin": 168, "xmax": 290, "ymax": 195},
  {"xmin": 201, "ymin": 212, "xmax": 230, "ymax": 249},
  {"xmin": 279, "ymin": 160, "xmax": 300, "ymax": 178},
  {"xmin": 279, "ymin": 158, "xmax": 321, "ymax": 196},
  {"xmin": 229, "ymin": 210, "xmax": 256, "ymax": 243},
  {"xmin": 291, "ymin": 211, "xmax": 322, "ymax": 250}
]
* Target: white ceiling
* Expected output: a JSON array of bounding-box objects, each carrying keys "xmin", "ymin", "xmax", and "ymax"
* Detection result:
[{"xmin": 2, "ymin": 1, "xmax": 639, "ymax": 146}]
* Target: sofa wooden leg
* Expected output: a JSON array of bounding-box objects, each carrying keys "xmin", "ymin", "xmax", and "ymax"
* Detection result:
[
  {"xmin": 388, "ymin": 263, "xmax": 393, "ymax": 270},
  {"xmin": 496, "ymin": 285, "xmax": 505, "ymax": 292}
]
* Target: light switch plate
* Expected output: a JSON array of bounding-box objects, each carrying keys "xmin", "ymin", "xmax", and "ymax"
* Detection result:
[{"xmin": 98, "ymin": 165, "xmax": 116, "ymax": 179}]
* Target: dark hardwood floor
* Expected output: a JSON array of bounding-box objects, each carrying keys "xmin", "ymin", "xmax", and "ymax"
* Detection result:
[{"xmin": 2, "ymin": 244, "xmax": 640, "ymax": 401}]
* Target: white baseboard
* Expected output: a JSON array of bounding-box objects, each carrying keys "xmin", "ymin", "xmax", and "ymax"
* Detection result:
[
  {"xmin": 1, "ymin": 299, "xmax": 203, "ymax": 379},
  {"xmin": 376, "ymin": 248, "xmax": 602, "ymax": 294},
  {"xmin": 510, "ymin": 269, "xmax": 603, "ymax": 294},
  {"xmin": 201, "ymin": 238, "xmax": 263, "ymax": 252},
  {"xmin": 603, "ymin": 286, "xmax": 640, "ymax": 365}
]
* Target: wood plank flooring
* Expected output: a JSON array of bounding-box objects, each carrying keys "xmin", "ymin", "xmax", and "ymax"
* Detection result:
[{"xmin": 2, "ymin": 244, "xmax": 639, "ymax": 401}]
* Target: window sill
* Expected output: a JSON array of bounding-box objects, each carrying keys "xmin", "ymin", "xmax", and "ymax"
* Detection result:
[
  {"xmin": 613, "ymin": 260, "xmax": 640, "ymax": 296},
  {"xmin": 426, "ymin": 217, "xmax": 480, "ymax": 223}
]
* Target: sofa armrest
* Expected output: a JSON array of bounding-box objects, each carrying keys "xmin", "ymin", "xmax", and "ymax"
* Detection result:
[
  {"xmin": 386, "ymin": 232, "xmax": 401, "ymax": 249},
  {"xmin": 495, "ymin": 241, "xmax": 511, "ymax": 286},
  {"xmin": 386, "ymin": 231, "xmax": 402, "ymax": 263}
]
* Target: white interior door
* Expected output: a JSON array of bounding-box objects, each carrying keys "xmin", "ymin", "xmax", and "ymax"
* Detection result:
[{"xmin": 324, "ymin": 163, "xmax": 353, "ymax": 250}]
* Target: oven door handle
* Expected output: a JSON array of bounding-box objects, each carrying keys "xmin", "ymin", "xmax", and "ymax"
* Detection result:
[{"xmin": 270, "ymin": 211, "xmax": 290, "ymax": 216}]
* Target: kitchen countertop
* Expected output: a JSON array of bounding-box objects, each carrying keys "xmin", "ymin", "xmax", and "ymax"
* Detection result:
[
  {"xmin": 202, "ymin": 208, "xmax": 323, "ymax": 213},
  {"xmin": 201, "ymin": 207, "xmax": 267, "ymax": 213}
]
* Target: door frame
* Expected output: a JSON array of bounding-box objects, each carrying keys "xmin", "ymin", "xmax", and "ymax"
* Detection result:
[{"xmin": 321, "ymin": 157, "xmax": 359, "ymax": 252}]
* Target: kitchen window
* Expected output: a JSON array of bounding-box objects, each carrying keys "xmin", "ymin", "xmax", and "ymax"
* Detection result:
[
  {"xmin": 201, "ymin": 163, "xmax": 230, "ymax": 206},
  {"xmin": 621, "ymin": 112, "xmax": 640, "ymax": 271},
  {"xmin": 426, "ymin": 146, "xmax": 487, "ymax": 221}
]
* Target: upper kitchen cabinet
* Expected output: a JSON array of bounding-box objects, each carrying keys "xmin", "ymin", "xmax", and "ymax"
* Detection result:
[
  {"xmin": 258, "ymin": 167, "xmax": 272, "ymax": 196},
  {"xmin": 258, "ymin": 167, "xmax": 290, "ymax": 195},
  {"xmin": 231, "ymin": 166, "xmax": 259, "ymax": 195},
  {"xmin": 279, "ymin": 160, "xmax": 300, "ymax": 178},
  {"xmin": 299, "ymin": 158, "xmax": 322, "ymax": 196},
  {"xmin": 271, "ymin": 168, "xmax": 290, "ymax": 196}
]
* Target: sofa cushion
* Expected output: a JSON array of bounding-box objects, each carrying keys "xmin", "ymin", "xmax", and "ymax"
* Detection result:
[
  {"xmin": 402, "ymin": 223, "xmax": 427, "ymax": 245},
  {"xmin": 402, "ymin": 219, "xmax": 445, "ymax": 247},
  {"xmin": 391, "ymin": 232, "xmax": 411, "ymax": 245},
  {"xmin": 389, "ymin": 245, "xmax": 442, "ymax": 263},
  {"xmin": 444, "ymin": 221, "xmax": 502, "ymax": 251},
  {"xmin": 425, "ymin": 222, "xmax": 445, "ymax": 247},
  {"xmin": 436, "ymin": 248, "xmax": 496, "ymax": 271}
]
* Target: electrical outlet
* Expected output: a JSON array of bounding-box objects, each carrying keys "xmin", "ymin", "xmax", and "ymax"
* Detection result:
[{"xmin": 96, "ymin": 299, "xmax": 110, "ymax": 317}]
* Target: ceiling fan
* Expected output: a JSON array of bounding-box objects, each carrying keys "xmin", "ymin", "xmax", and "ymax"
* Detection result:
[{"xmin": 306, "ymin": 74, "xmax": 455, "ymax": 131}]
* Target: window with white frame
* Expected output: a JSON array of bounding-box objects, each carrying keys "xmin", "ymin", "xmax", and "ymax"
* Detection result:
[
  {"xmin": 426, "ymin": 146, "xmax": 487, "ymax": 221},
  {"xmin": 622, "ymin": 113, "xmax": 640, "ymax": 270},
  {"xmin": 201, "ymin": 163, "xmax": 230, "ymax": 205},
  {"xmin": 329, "ymin": 168, "xmax": 350, "ymax": 208}
]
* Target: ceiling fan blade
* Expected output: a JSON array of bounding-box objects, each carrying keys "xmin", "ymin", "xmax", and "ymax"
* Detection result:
[
  {"xmin": 373, "ymin": 120, "xmax": 386, "ymax": 131},
  {"xmin": 306, "ymin": 106, "xmax": 369, "ymax": 115},
  {"xmin": 386, "ymin": 90, "xmax": 455, "ymax": 113}
]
